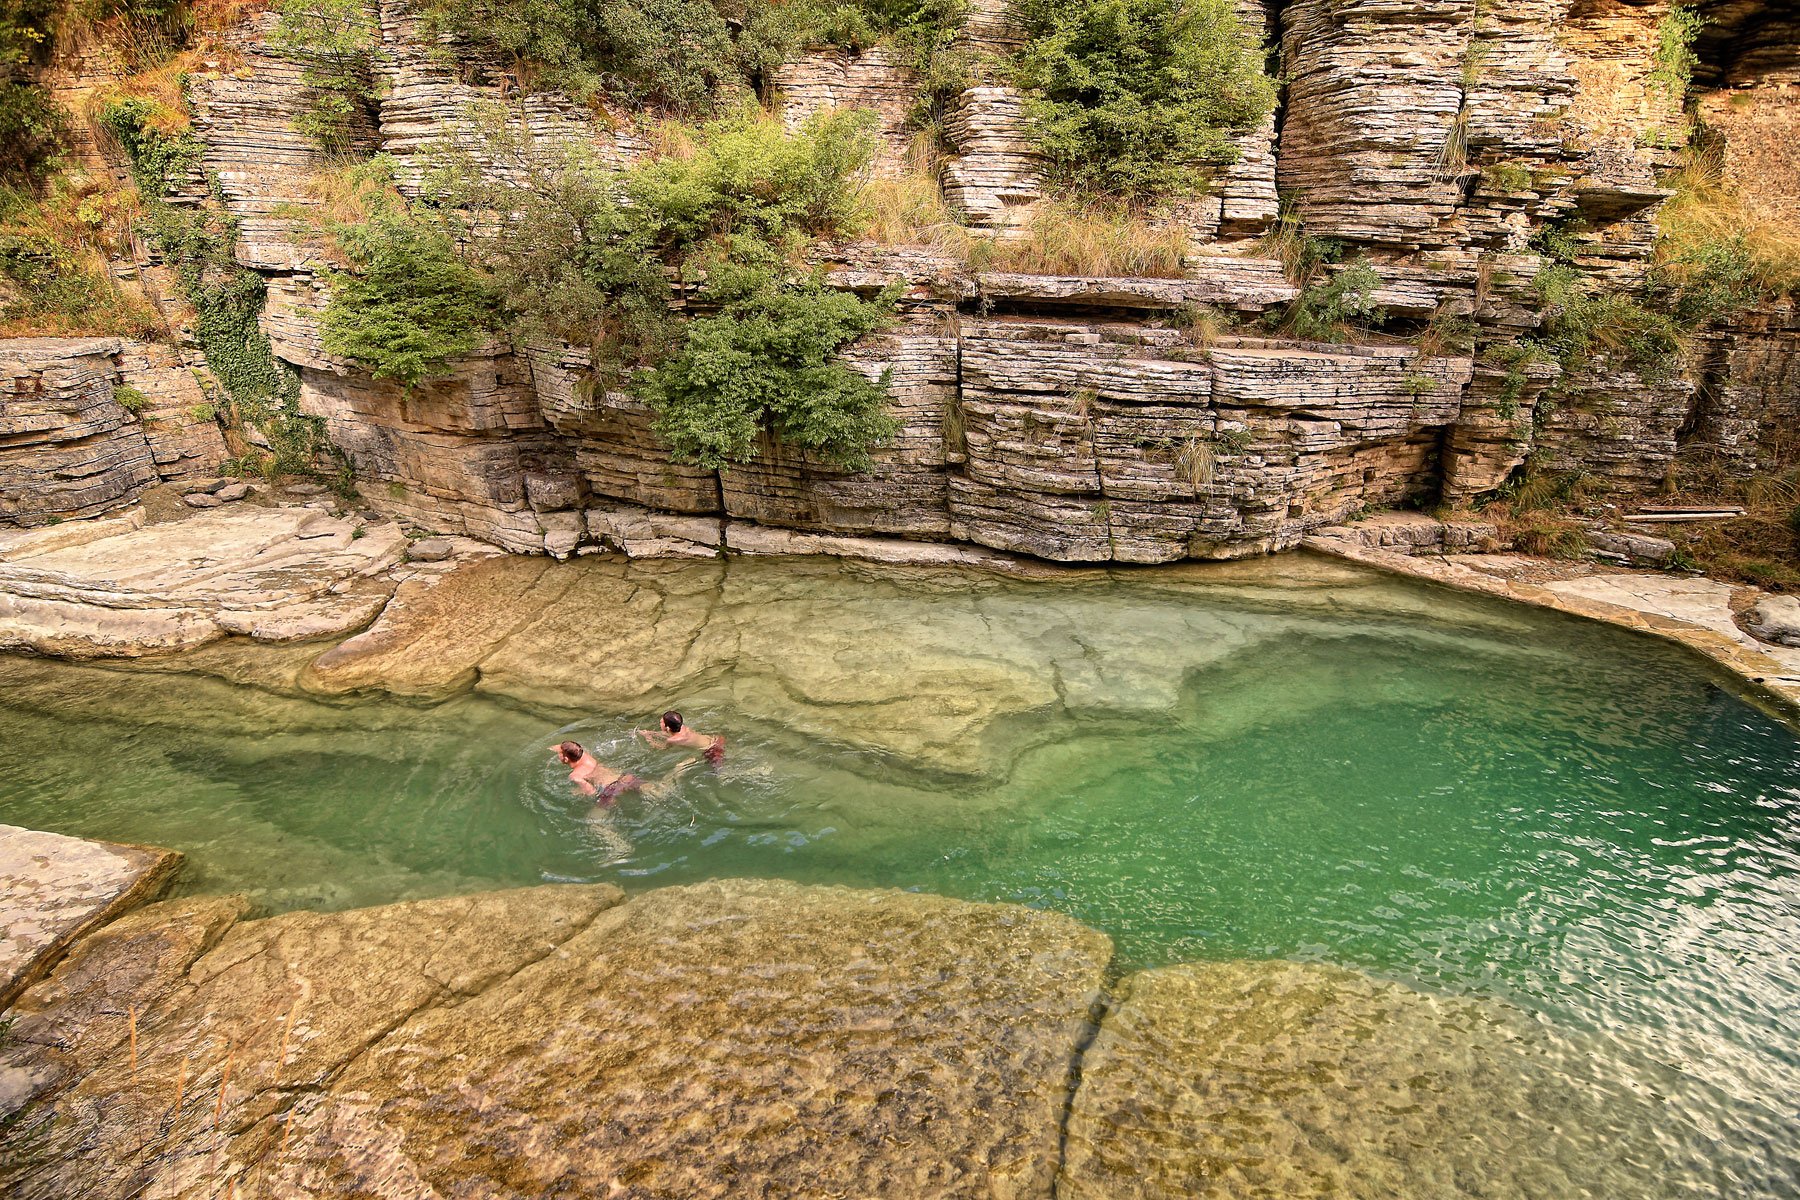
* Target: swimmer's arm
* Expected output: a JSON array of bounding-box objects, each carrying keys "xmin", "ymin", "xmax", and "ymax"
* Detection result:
[
  {"xmin": 636, "ymin": 728, "xmax": 671, "ymax": 747},
  {"xmin": 573, "ymin": 777, "xmax": 597, "ymax": 797}
]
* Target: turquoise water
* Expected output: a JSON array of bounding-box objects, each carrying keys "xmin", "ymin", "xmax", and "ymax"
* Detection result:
[{"xmin": 2, "ymin": 556, "xmax": 1799, "ymax": 1192}]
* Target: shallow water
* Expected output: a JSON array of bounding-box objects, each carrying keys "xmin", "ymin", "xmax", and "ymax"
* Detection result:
[{"xmin": 3, "ymin": 554, "xmax": 1799, "ymax": 1194}]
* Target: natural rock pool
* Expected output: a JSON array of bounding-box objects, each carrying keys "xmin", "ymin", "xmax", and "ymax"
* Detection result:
[{"xmin": 3, "ymin": 552, "xmax": 1798, "ymax": 1194}]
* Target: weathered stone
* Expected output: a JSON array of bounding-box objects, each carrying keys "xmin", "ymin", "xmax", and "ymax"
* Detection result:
[
  {"xmin": 0, "ymin": 825, "xmax": 183, "ymax": 1010},
  {"xmin": 214, "ymin": 481, "xmax": 251, "ymax": 502},
  {"xmin": 0, "ymin": 879, "xmax": 1107, "ymax": 1200},
  {"xmin": 0, "ymin": 506, "xmax": 408, "ymax": 657},
  {"xmin": 0, "ymin": 883, "xmax": 625, "ymax": 1200},
  {"xmin": 406, "ymin": 536, "xmax": 454, "ymax": 562},
  {"xmin": 181, "ymin": 491, "xmax": 223, "ymax": 508},
  {"xmin": 1062, "ymin": 960, "xmax": 1711, "ymax": 1199},
  {"xmin": 0, "ymin": 338, "xmax": 157, "ymax": 525},
  {"xmin": 1747, "ymin": 594, "xmax": 1800, "ymax": 647},
  {"xmin": 1583, "ymin": 526, "xmax": 1676, "ymax": 566}
]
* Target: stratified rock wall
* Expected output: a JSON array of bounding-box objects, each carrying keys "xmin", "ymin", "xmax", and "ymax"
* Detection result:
[
  {"xmin": 0, "ymin": 338, "xmax": 225, "ymax": 525},
  {"xmin": 17, "ymin": 0, "xmax": 1792, "ymax": 558}
]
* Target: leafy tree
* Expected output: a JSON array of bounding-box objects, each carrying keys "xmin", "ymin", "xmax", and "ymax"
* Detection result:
[
  {"xmin": 1012, "ymin": 0, "xmax": 1276, "ymax": 201},
  {"xmin": 638, "ymin": 262, "xmax": 899, "ymax": 470},
  {"xmin": 322, "ymin": 204, "xmax": 504, "ymax": 388}
]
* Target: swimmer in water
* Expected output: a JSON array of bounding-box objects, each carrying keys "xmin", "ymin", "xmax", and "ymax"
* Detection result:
[
  {"xmin": 635, "ymin": 710, "xmax": 725, "ymax": 767},
  {"xmin": 554, "ymin": 740, "xmax": 696, "ymax": 807}
]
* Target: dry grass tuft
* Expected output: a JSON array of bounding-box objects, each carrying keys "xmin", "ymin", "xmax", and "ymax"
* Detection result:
[
  {"xmin": 0, "ymin": 172, "xmax": 166, "ymax": 338},
  {"xmin": 1656, "ymin": 148, "xmax": 1800, "ymax": 298},
  {"xmin": 973, "ymin": 197, "xmax": 1190, "ymax": 278}
]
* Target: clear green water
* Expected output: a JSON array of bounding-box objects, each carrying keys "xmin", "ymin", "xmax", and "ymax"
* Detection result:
[{"xmin": 2, "ymin": 556, "xmax": 1799, "ymax": 1193}]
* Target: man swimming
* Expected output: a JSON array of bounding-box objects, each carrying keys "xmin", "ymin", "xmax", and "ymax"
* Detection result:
[
  {"xmin": 635, "ymin": 710, "xmax": 725, "ymax": 766},
  {"xmin": 553, "ymin": 741, "xmax": 645, "ymax": 806}
]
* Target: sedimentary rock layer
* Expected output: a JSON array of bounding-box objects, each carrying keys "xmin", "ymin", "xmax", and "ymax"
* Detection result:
[{"xmin": 0, "ymin": 878, "xmax": 1110, "ymax": 1200}]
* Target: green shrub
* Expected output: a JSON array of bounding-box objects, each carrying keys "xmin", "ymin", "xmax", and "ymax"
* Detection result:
[
  {"xmin": 99, "ymin": 98, "xmax": 203, "ymax": 197},
  {"xmin": 1012, "ymin": 0, "xmax": 1276, "ymax": 201},
  {"xmin": 270, "ymin": 0, "xmax": 380, "ymax": 153},
  {"xmin": 323, "ymin": 210, "xmax": 504, "ymax": 387},
  {"xmin": 113, "ymin": 384, "xmax": 150, "ymax": 413},
  {"xmin": 627, "ymin": 106, "xmax": 879, "ymax": 255},
  {"xmin": 1648, "ymin": 5, "xmax": 1703, "ymax": 100},
  {"xmin": 639, "ymin": 263, "xmax": 900, "ymax": 470},
  {"xmin": 1274, "ymin": 259, "xmax": 1385, "ymax": 342},
  {"xmin": 0, "ymin": 84, "xmax": 63, "ymax": 187}
]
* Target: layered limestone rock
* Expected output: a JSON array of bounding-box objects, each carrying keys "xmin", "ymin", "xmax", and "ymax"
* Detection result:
[
  {"xmin": 0, "ymin": 878, "xmax": 1110, "ymax": 1200},
  {"xmin": 0, "ymin": 825, "xmax": 182, "ymax": 1009},
  {"xmin": 61, "ymin": 0, "xmax": 1790, "ymax": 567},
  {"xmin": 951, "ymin": 319, "xmax": 1470, "ymax": 561},
  {"xmin": 0, "ymin": 505, "xmax": 409, "ymax": 656},
  {"xmin": 776, "ymin": 45, "xmax": 920, "ymax": 174},
  {"xmin": 2, "ymin": 338, "xmax": 161, "ymax": 524}
]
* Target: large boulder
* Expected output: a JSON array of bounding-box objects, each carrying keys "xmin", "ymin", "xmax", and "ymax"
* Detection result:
[{"xmin": 1, "ymin": 878, "xmax": 1111, "ymax": 1200}]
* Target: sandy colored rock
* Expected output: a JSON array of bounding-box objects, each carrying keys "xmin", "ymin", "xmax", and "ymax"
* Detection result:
[
  {"xmin": 1748, "ymin": 594, "xmax": 1800, "ymax": 647},
  {"xmin": 0, "ymin": 824, "xmax": 183, "ymax": 1010},
  {"xmin": 0, "ymin": 505, "xmax": 409, "ymax": 657},
  {"xmin": 0, "ymin": 883, "xmax": 625, "ymax": 1200},
  {"xmin": 1, "ymin": 879, "xmax": 1107, "ymax": 1200},
  {"xmin": 1062, "ymin": 960, "xmax": 1724, "ymax": 1199},
  {"xmin": 304, "ymin": 553, "xmax": 575, "ymax": 696}
]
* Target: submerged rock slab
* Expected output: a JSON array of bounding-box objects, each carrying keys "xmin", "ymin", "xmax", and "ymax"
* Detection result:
[
  {"xmin": 2, "ymin": 878, "xmax": 1110, "ymax": 1200},
  {"xmin": 0, "ymin": 824, "xmax": 182, "ymax": 1009},
  {"xmin": 1061, "ymin": 961, "xmax": 1707, "ymax": 1199},
  {"xmin": 0, "ymin": 505, "xmax": 409, "ymax": 657}
]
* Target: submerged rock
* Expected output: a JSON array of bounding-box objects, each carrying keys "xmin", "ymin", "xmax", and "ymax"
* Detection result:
[
  {"xmin": 2, "ymin": 878, "xmax": 1110, "ymax": 1200},
  {"xmin": 1060, "ymin": 960, "xmax": 1728, "ymax": 1199}
]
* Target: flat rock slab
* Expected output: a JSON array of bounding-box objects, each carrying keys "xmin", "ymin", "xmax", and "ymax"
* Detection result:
[
  {"xmin": 0, "ymin": 824, "xmax": 182, "ymax": 1010},
  {"xmin": 0, "ymin": 505, "xmax": 408, "ymax": 657},
  {"xmin": 1061, "ymin": 961, "xmax": 1730, "ymax": 1199},
  {"xmin": 2, "ymin": 878, "xmax": 1110, "ymax": 1200}
]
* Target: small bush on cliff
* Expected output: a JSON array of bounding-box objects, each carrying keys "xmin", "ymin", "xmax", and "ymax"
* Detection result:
[
  {"xmin": 1012, "ymin": 0, "xmax": 1276, "ymax": 202},
  {"xmin": 0, "ymin": 84, "xmax": 64, "ymax": 188},
  {"xmin": 639, "ymin": 262, "xmax": 900, "ymax": 469},
  {"xmin": 271, "ymin": 0, "xmax": 380, "ymax": 153},
  {"xmin": 416, "ymin": 0, "xmax": 771, "ymax": 115},
  {"xmin": 1273, "ymin": 259, "xmax": 1386, "ymax": 343},
  {"xmin": 322, "ymin": 211, "xmax": 505, "ymax": 389}
]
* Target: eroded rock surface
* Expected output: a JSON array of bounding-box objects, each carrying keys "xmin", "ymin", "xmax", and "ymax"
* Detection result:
[
  {"xmin": 303, "ymin": 552, "xmax": 1422, "ymax": 774},
  {"xmin": 0, "ymin": 505, "xmax": 409, "ymax": 656},
  {"xmin": 1061, "ymin": 960, "xmax": 1744, "ymax": 1199},
  {"xmin": 1, "ymin": 878, "xmax": 1110, "ymax": 1200},
  {"xmin": 0, "ymin": 824, "xmax": 182, "ymax": 1009}
]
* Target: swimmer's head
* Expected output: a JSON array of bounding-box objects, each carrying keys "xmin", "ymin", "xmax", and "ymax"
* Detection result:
[
  {"xmin": 661, "ymin": 711, "xmax": 683, "ymax": 734},
  {"xmin": 556, "ymin": 741, "xmax": 583, "ymax": 764}
]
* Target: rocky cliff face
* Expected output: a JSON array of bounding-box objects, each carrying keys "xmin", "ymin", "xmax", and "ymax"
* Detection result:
[{"xmin": 6, "ymin": 0, "xmax": 1796, "ymax": 563}]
